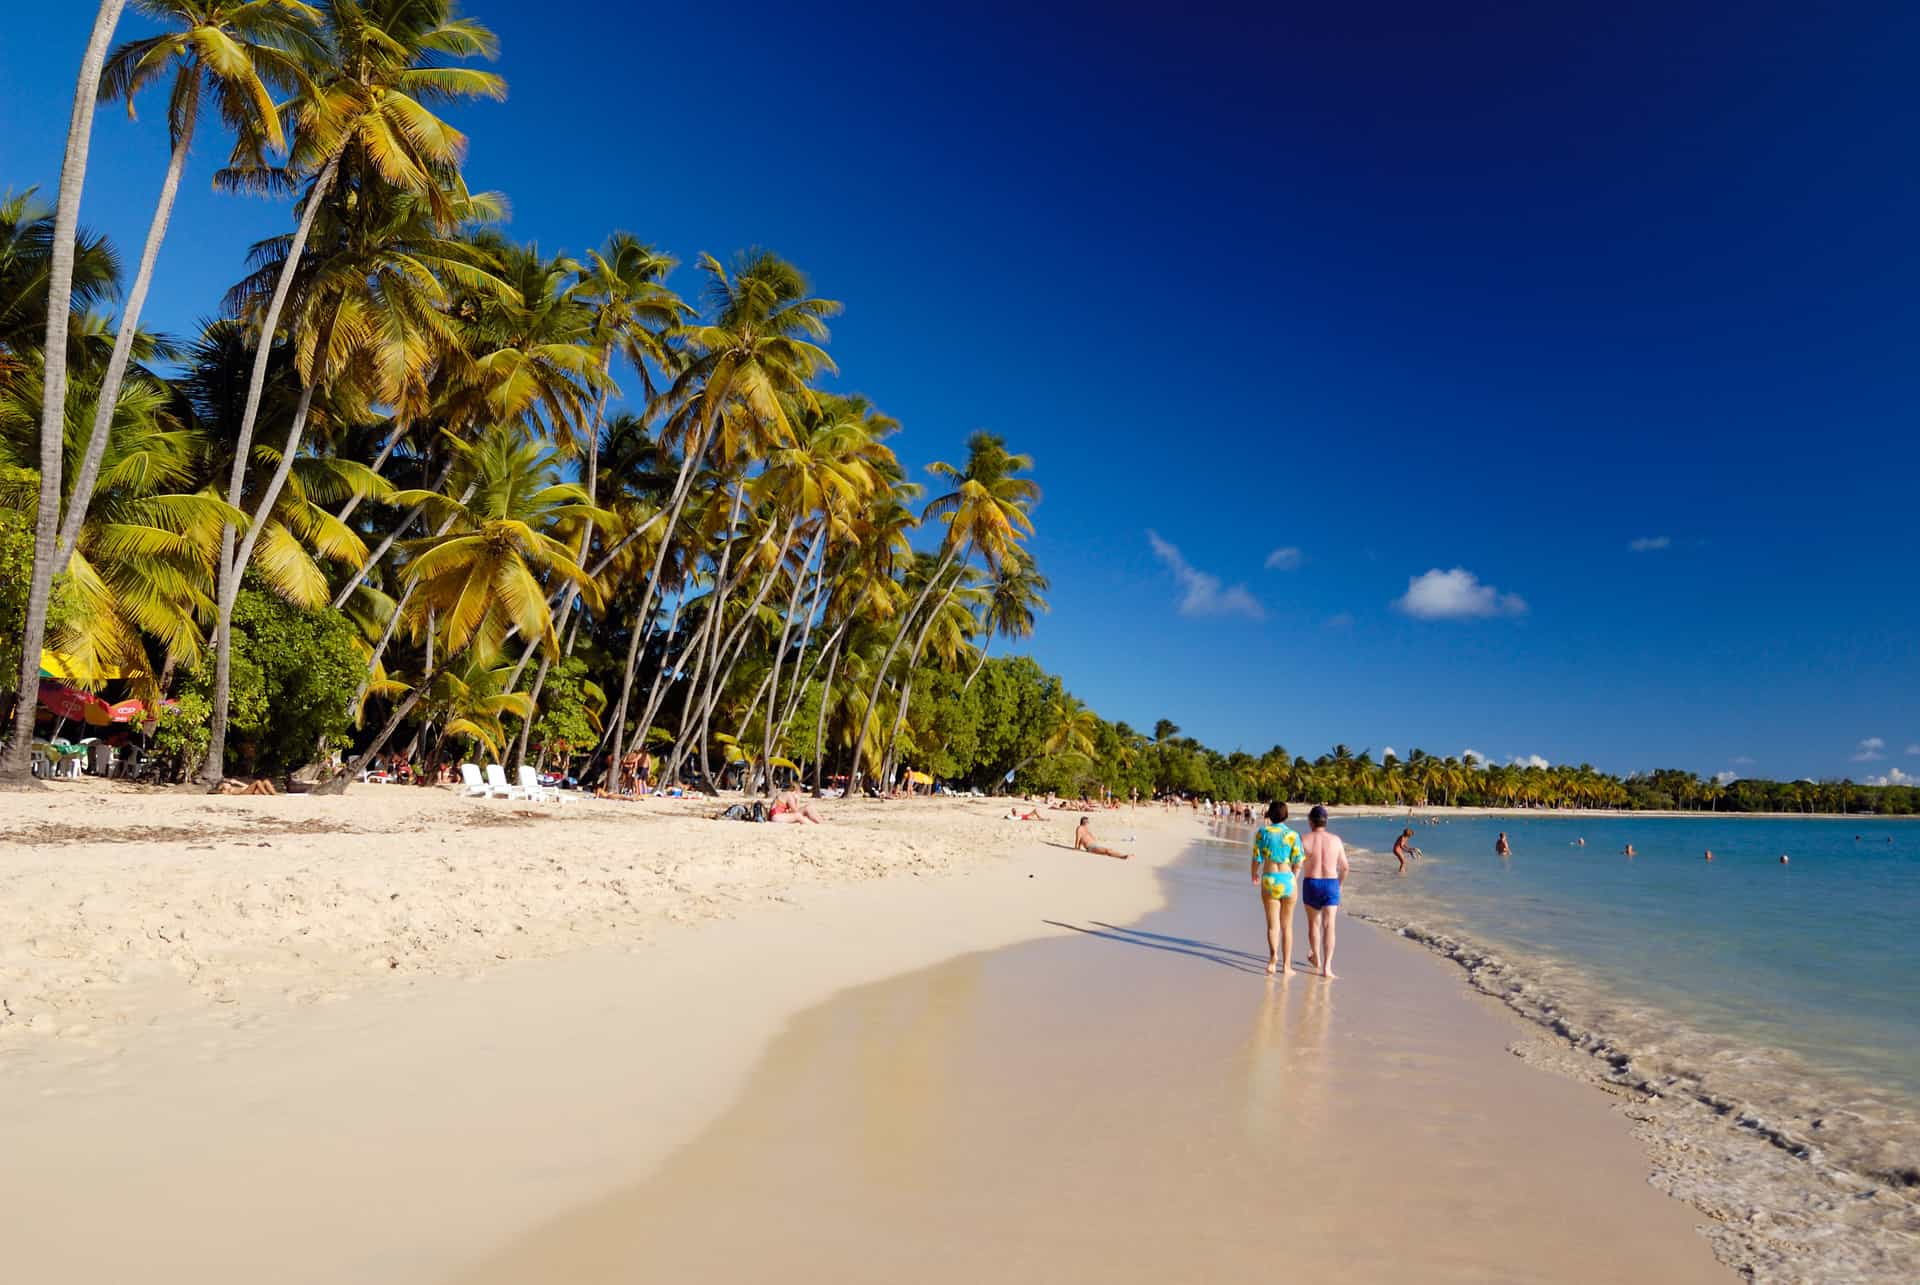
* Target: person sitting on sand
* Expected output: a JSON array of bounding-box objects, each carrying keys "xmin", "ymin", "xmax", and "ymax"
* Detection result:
[
  {"xmin": 1252, "ymin": 801, "xmax": 1304, "ymax": 974},
  {"xmin": 1298, "ymin": 805, "xmax": 1348, "ymax": 979},
  {"xmin": 1073, "ymin": 816, "xmax": 1130, "ymax": 860},
  {"xmin": 770, "ymin": 790, "xmax": 826, "ymax": 825},
  {"xmin": 1392, "ymin": 828, "xmax": 1420, "ymax": 874},
  {"xmin": 1495, "ymin": 831, "xmax": 1511, "ymax": 857}
]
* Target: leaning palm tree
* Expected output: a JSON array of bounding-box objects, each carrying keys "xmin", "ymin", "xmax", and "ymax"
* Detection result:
[
  {"xmin": 200, "ymin": 0, "xmax": 504, "ymax": 780},
  {"xmin": 56, "ymin": 0, "xmax": 320, "ymax": 574},
  {"xmin": 846, "ymin": 431, "xmax": 1038, "ymax": 792},
  {"xmin": 320, "ymin": 424, "xmax": 606, "ymax": 791},
  {"xmin": 4, "ymin": 0, "xmax": 131, "ymax": 780},
  {"xmin": 963, "ymin": 552, "xmax": 1049, "ymax": 688},
  {"xmin": 603, "ymin": 250, "xmax": 839, "ymax": 780}
]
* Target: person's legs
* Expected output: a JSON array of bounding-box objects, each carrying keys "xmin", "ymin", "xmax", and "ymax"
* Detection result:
[
  {"xmin": 1278, "ymin": 896, "xmax": 1295, "ymax": 972},
  {"xmin": 1320, "ymin": 905, "xmax": 1339, "ymax": 979},
  {"xmin": 1262, "ymin": 897, "xmax": 1281, "ymax": 974},
  {"xmin": 1305, "ymin": 905, "xmax": 1321, "ymax": 968}
]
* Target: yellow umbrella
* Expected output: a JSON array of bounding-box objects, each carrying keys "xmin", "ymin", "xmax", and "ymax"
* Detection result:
[
  {"xmin": 907, "ymin": 770, "xmax": 933, "ymax": 785},
  {"xmin": 39, "ymin": 649, "xmax": 147, "ymax": 684}
]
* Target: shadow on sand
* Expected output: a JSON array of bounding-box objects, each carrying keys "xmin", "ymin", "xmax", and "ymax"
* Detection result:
[{"xmin": 1042, "ymin": 919, "xmax": 1276, "ymax": 977}]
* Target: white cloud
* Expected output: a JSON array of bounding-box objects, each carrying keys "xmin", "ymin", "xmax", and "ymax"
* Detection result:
[
  {"xmin": 1462, "ymin": 749, "xmax": 1490, "ymax": 769},
  {"xmin": 1381, "ymin": 746, "xmax": 1398, "ymax": 760},
  {"xmin": 1715, "ymin": 770, "xmax": 1737, "ymax": 785},
  {"xmin": 1264, "ymin": 546, "xmax": 1304, "ymax": 571},
  {"xmin": 1868, "ymin": 767, "xmax": 1915, "ymax": 787},
  {"xmin": 1146, "ymin": 531, "xmax": 1264, "ymax": 619},
  {"xmin": 1852, "ymin": 737, "xmax": 1887, "ymax": 762},
  {"xmin": 1394, "ymin": 568, "xmax": 1527, "ymax": 620},
  {"xmin": 1908, "ymin": 744, "xmax": 1920, "ymax": 757},
  {"xmin": 1510, "ymin": 753, "xmax": 1550, "ymax": 770},
  {"xmin": 1628, "ymin": 536, "xmax": 1672, "ymax": 553}
]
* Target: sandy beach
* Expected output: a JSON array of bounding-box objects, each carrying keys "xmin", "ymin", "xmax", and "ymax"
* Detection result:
[{"xmin": 3, "ymin": 785, "xmax": 1732, "ymax": 1281}]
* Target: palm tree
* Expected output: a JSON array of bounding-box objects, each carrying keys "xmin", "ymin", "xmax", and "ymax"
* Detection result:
[
  {"xmin": 321, "ymin": 424, "xmax": 604, "ymax": 789},
  {"xmin": 4, "ymin": 0, "xmax": 131, "ymax": 780},
  {"xmin": 962, "ymin": 552, "xmax": 1049, "ymax": 688},
  {"xmin": 603, "ymin": 250, "xmax": 839, "ymax": 780},
  {"xmin": 201, "ymin": 0, "xmax": 504, "ymax": 780},
  {"xmin": 846, "ymin": 431, "xmax": 1038, "ymax": 792},
  {"xmin": 56, "ymin": 0, "xmax": 320, "ymax": 576}
]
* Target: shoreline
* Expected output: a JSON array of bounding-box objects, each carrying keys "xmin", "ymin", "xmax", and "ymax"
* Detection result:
[
  {"xmin": 1334, "ymin": 836, "xmax": 1920, "ymax": 1282},
  {"xmin": 3, "ymin": 786, "xmax": 1902, "ymax": 1279},
  {"xmin": 457, "ymin": 828, "xmax": 1726, "ymax": 1283}
]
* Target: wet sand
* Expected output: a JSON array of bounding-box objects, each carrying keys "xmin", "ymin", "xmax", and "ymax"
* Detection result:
[{"xmin": 460, "ymin": 830, "xmax": 1728, "ymax": 1283}]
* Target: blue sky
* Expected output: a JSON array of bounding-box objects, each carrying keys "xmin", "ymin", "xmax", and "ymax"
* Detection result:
[{"xmin": 3, "ymin": 1, "xmax": 1916, "ymax": 783}]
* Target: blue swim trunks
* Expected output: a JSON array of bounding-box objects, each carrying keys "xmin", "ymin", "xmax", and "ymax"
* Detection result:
[{"xmin": 1301, "ymin": 877, "xmax": 1341, "ymax": 910}]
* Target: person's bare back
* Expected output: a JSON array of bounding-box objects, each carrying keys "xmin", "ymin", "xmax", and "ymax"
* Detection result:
[{"xmin": 1299, "ymin": 829, "xmax": 1347, "ymax": 880}]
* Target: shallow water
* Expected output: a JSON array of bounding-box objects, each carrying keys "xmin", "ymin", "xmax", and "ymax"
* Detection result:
[{"xmin": 1334, "ymin": 814, "xmax": 1920, "ymax": 1096}]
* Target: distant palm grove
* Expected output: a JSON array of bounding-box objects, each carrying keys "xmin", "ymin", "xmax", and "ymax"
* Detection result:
[{"xmin": 3, "ymin": 3, "xmax": 1914, "ymax": 817}]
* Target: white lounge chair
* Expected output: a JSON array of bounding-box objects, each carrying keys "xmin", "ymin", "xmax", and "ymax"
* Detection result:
[
  {"xmin": 483, "ymin": 763, "xmax": 525, "ymax": 799},
  {"xmin": 517, "ymin": 764, "xmax": 564, "ymax": 802},
  {"xmin": 458, "ymin": 763, "xmax": 490, "ymax": 797}
]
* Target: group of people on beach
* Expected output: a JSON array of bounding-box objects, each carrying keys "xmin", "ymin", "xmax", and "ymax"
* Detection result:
[{"xmin": 1250, "ymin": 802, "xmax": 1348, "ymax": 978}]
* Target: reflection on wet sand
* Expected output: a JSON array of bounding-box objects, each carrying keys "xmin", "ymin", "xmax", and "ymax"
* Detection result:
[{"xmin": 456, "ymin": 841, "xmax": 1727, "ymax": 1285}]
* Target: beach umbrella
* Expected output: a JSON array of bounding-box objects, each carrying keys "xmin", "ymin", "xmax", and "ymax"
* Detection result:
[
  {"xmin": 907, "ymin": 770, "xmax": 933, "ymax": 785},
  {"xmin": 107, "ymin": 700, "xmax": 145, "ymax": 723},
  {"xmin": 37, "ymin": 681, "xmax": 102, "ymax": 722}
]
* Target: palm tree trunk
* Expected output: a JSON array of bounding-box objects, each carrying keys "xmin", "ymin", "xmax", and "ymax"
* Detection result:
[
  {"xmin": 331, "ymin": 458, "xmax": 457, "ymax": 609},
  {"xmin": 333, "ymin": 421, "xmax": 407, "ymax": 524},
  {"xmin": 846, "ymin": 540, "xmax": 966, "ymax": 795},
  {"xmin": 879, "ymin": 568, "xmax": 966, "ymax": 784},
  {"xmin": 201, "ymin": 369, "xmax": 322, "ymax": 781},
  {"xmin": 811, "ymin": 631, "xmax": 845, "ymax": 798},
  {"xmin": 202, "ymin": 152, "xmax": 341, "ymax": 781},
  {"xmin": 53, "ymin": 77, "xmax": 198, "ymax": 573},
  {"xmin": 757, "ymin": 526, "xmax": 823, "ymax": 794},
  {"xmin": 603, "ymin": 425, "xmax": 711, "ymax": 784},
  {"xmin": 630, "ymin": 590, "xmax": 686, "ymax": 746},
  {"xmin": 771, "ymin": 617, "xmax": 846, "ymax": 761},
  {"xmin": 962, "ymin": 636, "xmax": 993, "ymax": 690},
  {"xmin": 2, "ymin": 0, "xmax": 127, "ymax": 780}
]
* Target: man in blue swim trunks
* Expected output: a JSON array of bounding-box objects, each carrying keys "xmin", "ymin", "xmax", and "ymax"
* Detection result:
[
  {"xmin": 1250, "ymin": 801, "xmax": 1304, "ymax": 975},
  {"xmin": 1299, "ymin": 805, "xmax": 1349, "ymax": 980}
]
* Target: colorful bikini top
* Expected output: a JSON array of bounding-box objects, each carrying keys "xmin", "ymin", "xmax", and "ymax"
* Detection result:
[{"xmin": 1253, "ymin": 823, "xmax": 1303, "ymax": 873}]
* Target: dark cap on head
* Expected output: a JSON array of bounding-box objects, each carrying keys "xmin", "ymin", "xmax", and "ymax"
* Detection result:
[{"xmin": 1308, "ymin": 805, "xmax": 1329, "ymax": 828}]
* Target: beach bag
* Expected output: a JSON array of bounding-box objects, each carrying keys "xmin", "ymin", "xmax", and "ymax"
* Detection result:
[{"xmin": 718, "ymin": 802, "xmax": 770, "ymax": 823}]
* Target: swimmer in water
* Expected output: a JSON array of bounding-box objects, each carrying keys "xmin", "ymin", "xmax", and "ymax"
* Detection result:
[
  {"xmin": 1495, "ymin": 832, "xmax": 1511, "ymax": 857},
  {"xmin": 1624, "ymin": 843, "xmax": 1636, "ymax": 857},
  {"xmin": 1704, "ymin": 850, "xmax": 1713, "ymax": 862}
]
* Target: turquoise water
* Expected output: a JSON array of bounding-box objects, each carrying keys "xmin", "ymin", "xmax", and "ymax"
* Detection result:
[{"xmin": 1335, "ymin": 814, "xmax": 1920, "ymax": 1097}]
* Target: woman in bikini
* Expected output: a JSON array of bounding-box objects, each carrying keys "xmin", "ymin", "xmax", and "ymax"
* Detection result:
[{"xmin": 1251, "ymin": 801, "xmax": 1304, "ymax": 975}]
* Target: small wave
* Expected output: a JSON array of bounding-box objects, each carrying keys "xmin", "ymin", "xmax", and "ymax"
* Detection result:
[{"xmin": 1349, "ymin": 849, "xmax": 1920, "ymax": 1283}]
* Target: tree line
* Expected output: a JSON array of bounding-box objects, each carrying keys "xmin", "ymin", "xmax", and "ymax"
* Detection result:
[
  {"xmin": 6, "ymin": 3, "xmax": 1911, "ymax": 818},
  {"xmin": 2, "ymin": 0, "xmax": 1052, "ymax": 797}
]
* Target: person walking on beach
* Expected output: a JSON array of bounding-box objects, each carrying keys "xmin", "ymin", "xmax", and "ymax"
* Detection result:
[
  {"xmin": 1073, "ymin": 816, "xmax": 1130, "ymax": 860},
  {"xmin": 1251, "ymin": 801, "xmax": 1304, "ymax": 975},
  {"xmin": 1299, "ymin": 805, "xmax": 1348, "ymax": 979},
  {"xmin": 1392, "ymin": 828, "xmax": 1420, "ymax": 874}
]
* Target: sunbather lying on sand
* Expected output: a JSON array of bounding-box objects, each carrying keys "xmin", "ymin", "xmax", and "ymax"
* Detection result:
[
  {"xmin": 213, "ymin": 778, "xmax": 276, "ymax": 796},
  {"xmin": 1073, "ymin": 816, "xmax": 1129, "ymax": 859}
]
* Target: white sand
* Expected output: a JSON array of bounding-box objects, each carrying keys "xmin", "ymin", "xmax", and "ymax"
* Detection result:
[{"xmin": 0, "ymin": 782, "xmax": 1183, "ymax": 1282}]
